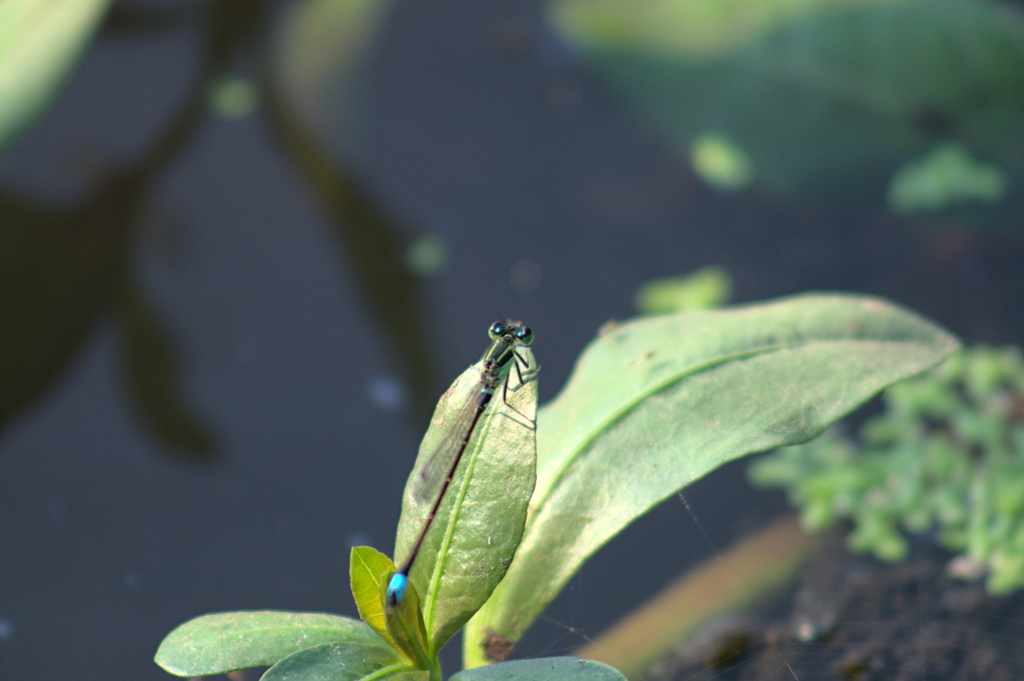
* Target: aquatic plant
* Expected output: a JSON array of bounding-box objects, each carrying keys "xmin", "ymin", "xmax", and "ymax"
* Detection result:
[
  {"xmin": 751, "ymin": 345, "xmax": 1024, "ymax": 594},
  {"xmin": 154, "ymin": 294, "xmax": 957, "ymax": 680}
]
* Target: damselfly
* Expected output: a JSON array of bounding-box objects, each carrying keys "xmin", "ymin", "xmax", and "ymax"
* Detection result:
[{"xmin": 386, "ymin": 320, "xmax": 537, "ymax": 609}]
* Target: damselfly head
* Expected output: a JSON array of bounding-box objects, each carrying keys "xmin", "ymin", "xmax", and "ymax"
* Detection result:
[{"xmin": 489, "ymin": 319, "xmax": 533, "ymax": 346}]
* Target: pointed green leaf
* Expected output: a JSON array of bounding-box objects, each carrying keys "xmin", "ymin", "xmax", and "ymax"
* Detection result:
[
  {"xmin": 350, "ymin": 546, "xmax": 398, "ymax": 648},
  {"xmin": 261, "ymin": 640, "xmax": 416, "ymax": 681},
  {"xmin": 154, "ymin": 611, "xmax": 383, "ymax": 677},
  {"xmin": 465, "ymin": 294, "xmax": 959, "ymax": 664},
  {"xmin": 382, "ymin": 570, "xmax": 433, "ymax": 671},
  {"xmin": 0, "ymin": 0, "xmax": 112, "ymax": 153},
  {"xmin": 451, "ymin": 657, "xmax": 626, "ymax": 681},
  {"xmin": 394, "ymin": 349, "xmax": 537, "ymax": 654}
]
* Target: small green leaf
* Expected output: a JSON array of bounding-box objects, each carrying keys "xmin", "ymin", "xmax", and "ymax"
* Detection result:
[
  {"xmin": 382, "ymin": 570, "xmax": 433, "ymax": 671},
  {"xmin": 465, "ymin": 293, "xmax": 958, "ymax": 664},
  {"xmin": 634, "ymin": 266, "xmax": 731, "ymax": 314},
  {"xmin": 207, "ymin": 76, "xmax": 259, "ymax": 119},
  {"xmin": 350, "ymin": 546, "xmax": 398, "ymax": 648},
  {"xmin": 451, "ymin": 657, "xmax": 626, "ymax": 681},
  {"xmin": 689, "ymin": 133, "xmax": 754, "ymax": 191},
  {"xmin": 394, "ymin": 350, "xmax": 537, "ymax": 654},
  {"xmin": 0, "ymin": 0, "xmax": 112, "ymax": 153},
  {"xmin": 887, "ymin": 142, "xmax": 1007, "ymax": 214},
  {"xmin": 261, "ymin": 641, "xmax": 416, "ymax": 681},
  {"xmin": 154, "ymin": 611, "xmax": 383, "ymax": 677}
]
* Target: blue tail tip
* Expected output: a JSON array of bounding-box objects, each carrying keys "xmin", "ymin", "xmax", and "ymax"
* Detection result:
[{"xmin": 386, "ymin": 573, "xmax": 408, "ymax": 609}]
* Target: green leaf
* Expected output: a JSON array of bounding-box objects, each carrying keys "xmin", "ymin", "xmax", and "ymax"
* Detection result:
[
  {"xmin": 261, "ymin": 641, "xmax": 417, "ymax": 681},
  {"xmin": 887, "ymin": 142, "xmax": 1007, "ymax": 214},
  {"xmin": 549, "ymin": 0, "xmax": 881, "ymax": 59},
  {"xmin": 451, "ymin": 657, "xmax": 626, "ymax": 681},
  {"xmin": 688, "ymin": 134, "xmax": 754, "ymax": 191},
  {"xmin": 394, "ymin": 349, "xmax": 538, "ymax": 654},
  {"xmin": 0, "ymin": 0, "xmax": 112, "ymax": 153},
  {"xmin": 548, "ymin": 0, "xmax": 1024, "ymax": 205},
  {"xmin": 382, "ymin": 570, "xmax": 433, "ymax": 672},
  {"xmin": 350, "ymin": 546, "xmax": 399, "ymax": 649},
  {"xmin": 464, "ymin": 293, "xmax": 959, "ymax": 665},
  {"xmin": 634, "ymin": 266, "xmax": 732, "ymax": 314},
  {"xmin": 154, "ymin": 611, "xmax": 385, "ymax": 677}
]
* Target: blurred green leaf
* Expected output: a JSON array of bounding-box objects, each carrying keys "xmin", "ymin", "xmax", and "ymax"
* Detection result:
[
  {"xmin": 688, "ymin": 133, "xmax": 754, "ymax": 190},
  {"xmin": 888, "ymin": 142, "xmax": 1007, "ymax": 214},
  {"xmin": 273, "ymin": 0, "xmax": 394, "ymax": 159},
  {"xmin": 634, "ymin": 266, "xmax": 732, "ymax": 314},
  {"xmin": 0, "ymin": 0, "xmax": 112, "ymax": 153},
  {"xmin": 154, "ymin": 611, "xmax": 384, "ymax": 677},
  {"xmin": 548, "ymin": 0, "xmax": 1024, "ymax": 204},
  {"xmin": 550, "ymin": 0, "xmax": 880, "ymax": 59},
  {"xmin": 452, "ymin": 657, "xmax": 626, "ymax": 681},
  {"xmin": 465, "ymin": 293, "xmax": 958, "ymax": 665},
  {"xmin": 394, "ymin": 350, "xmax": 538, "ymax": 655},
  {"xmin": 207, "ymin": 76, "xmax": 259, "ymax": 119}
]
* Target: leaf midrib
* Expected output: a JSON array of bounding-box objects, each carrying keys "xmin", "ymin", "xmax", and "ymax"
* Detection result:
[{"xmin": 530, "ymin": 334, "xmax": 920, "ymax": 519}]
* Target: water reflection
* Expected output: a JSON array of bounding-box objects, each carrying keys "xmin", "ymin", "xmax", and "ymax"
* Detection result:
[{"xmin": 1, "ymin": 0, "xmax": 442, "ymax": 459}]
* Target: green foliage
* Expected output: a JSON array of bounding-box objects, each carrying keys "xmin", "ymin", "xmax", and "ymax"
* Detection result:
[
  {"xmin": 155, "ymin": 351, "xmax": 543, "ymax": 681},
  {"xmin": 393, "ymin": 349, "xmax": 538, "ymax": 654},
  {"xmin": 750, "ymin": 345, "xmax": 1024, "ymax": 594},
  {"xmin": 463, "ymin": 293, "xmax": 957, "ymax": 666},
  {"xmin": 154, "ymin": 294, "xmax": 957, "ymax": 681},
  {"xmin": 547, "ymin": 0, "xmax": 1024, "ymax": 208},
  {"xmin": 349, "ymin": 547, "xmax": 409, "ymax": 657},
  {"xmin": 0, "ymin": 0, "xmax": 113, "ymax": 153},
  {"xmin": 634, "ymin": 266, "xmax": 732, "ymax": 314},
  {"xmin": 688, "ymin": 133, "xmax": 754, "ymax": 191},
  {"xmin": 549, "ymin": 0, "xmax": 884, "ymax": 59},
  {"xmin": 451, "ymin": 658, "xmax": 626, "ymax": 681},
  {"xmin": 207, "ymin": 77, "xmax": 259, "ymax": 119},
  {"xmin": 154, "ymin": 612, "xmax": 400, "ymax": 677},
  {"xmin": 887, "ymin": 143, "xmax": 1007, "ymax": 214}
]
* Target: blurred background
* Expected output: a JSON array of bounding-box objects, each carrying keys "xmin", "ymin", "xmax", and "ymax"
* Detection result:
[{"xmin": 1, "ymin": 0, "xmax": 1022, "ymax": 679}]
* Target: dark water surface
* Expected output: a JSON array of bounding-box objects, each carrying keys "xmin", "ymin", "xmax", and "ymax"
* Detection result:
[{"xmin": 2, "ymin": 1, "xmax": 1022, "ymax": 680}]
